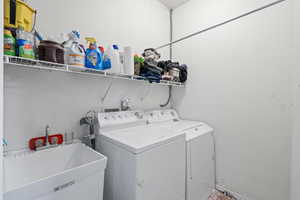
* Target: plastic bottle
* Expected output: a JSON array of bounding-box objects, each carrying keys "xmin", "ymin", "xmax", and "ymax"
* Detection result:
[
  {"xmin": 99, "ymin": 46, "xmax": 112, "ymax": 70},
  {"xmin": 63, "ymin": 31, "xmax": 85, "ymax": 67},
  {"xmin": 85, "ymin": 37, "xmax": 103, "ymax": 70},
  {"xmin": 4, "ymin": 29, "xmax": 16, "ymax": 56},
  {"xmin": 16, "ymin": 27, "xmax": 35, "ymax": 59},
  {"xmin": 107, "ymin": 44, "xmax": 122, "ymax": 74},
  {"xmin": 106, "ymin": 45, "xmax": 116, "ymax": 73}
]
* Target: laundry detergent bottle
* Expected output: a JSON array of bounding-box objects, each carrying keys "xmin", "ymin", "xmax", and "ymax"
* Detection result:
[
  {"xmin": 85, "ymin": 37, "xmax": 103, "ymax": 70},
  {"xmin": 63, "ymin": 31, "xmax": 85, "ymax": 67},
  {"xmin": 99, "ymin": 46, "xmax": 112, "ymax": 70},
  {"xmin": 16, "ymin": 27, "xmax": 35, "ymax": 59},
  {"xmin": 4, "ymin": 29, "xmax": 16, "ymax": 56}
]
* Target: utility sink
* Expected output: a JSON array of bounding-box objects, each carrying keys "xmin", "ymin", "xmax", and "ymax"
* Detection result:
[{"xmin": 4, "ymin": 143, "xmax": 107, "ymax": 200}]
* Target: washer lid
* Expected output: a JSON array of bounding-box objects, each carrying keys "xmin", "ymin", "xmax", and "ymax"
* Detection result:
[
  {"xmin": 100, "ymin": 124, "xmax": 185, "ymax": 154},
  {"xmin": 155, "ymin": 120, "xmax": 203, "ymax": 132},
  {"xmin": 184, "ymin": 123, "xmax": 214, "ymax": 141},
  {"xmin": 149, "ymin": 120, "xmax": 213, "ymax": 141}
]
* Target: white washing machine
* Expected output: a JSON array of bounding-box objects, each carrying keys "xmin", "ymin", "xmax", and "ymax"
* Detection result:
[
  {"xmin": 96, "ymin": 110, "xmax": 186, "ymax": 200},
  {"xmin": 145, "ymin": 109, "xmax": 216, "ymax": 200}
]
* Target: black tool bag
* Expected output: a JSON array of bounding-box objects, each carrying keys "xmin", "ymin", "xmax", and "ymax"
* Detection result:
[
  {"xmin": 178, "ymin": 64, "xmax": 188, "ymax": 83},
  {"xmin": 158, "ymin": 60, "xmax": 188, "ymax": 83}
]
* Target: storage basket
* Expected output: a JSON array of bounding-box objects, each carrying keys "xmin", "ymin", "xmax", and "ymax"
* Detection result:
[{"xmin": 4, "ymin": 0, "xmax": 36, "ymax": 32}]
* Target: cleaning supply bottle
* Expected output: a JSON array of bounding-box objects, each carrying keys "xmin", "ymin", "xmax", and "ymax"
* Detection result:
[
  {"xmin": 99, "ymin": 46, "xmax": 112, "ymax": 70},
  {"xmin": 63, "ymin": 31, "xmax": 85, "ymax": 67},
  {"xmin": 85, "ymin": 37, "xmax": 103, "ymax": 70},
  {"xmin": 16, "ymin": 27, "xmax": 35, "ymax": 59},
  {"xmin": 107, "ymin": 44, "xmax": 122, "ymax": 74},
  {"xmin": 4, "ymin": 29, "xmax": 16, "ymax": 56}
]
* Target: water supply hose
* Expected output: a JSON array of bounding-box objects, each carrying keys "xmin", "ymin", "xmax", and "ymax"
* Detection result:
[{"xmin": 160, "ymin": 85, "xmax": 172, "ymax": 107}]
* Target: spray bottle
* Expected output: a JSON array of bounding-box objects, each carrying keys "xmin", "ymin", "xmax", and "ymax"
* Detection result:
[
  {"xmin": 63, "ymin": 31, "xmax": 85, "ymax": 67},
  {"xmin": 85, "ymin": 37, "xmax": 103, "ymax": 70},
  {"xmin": 107, "ymin": 44, "xmax": 123, "ymax": 74}
]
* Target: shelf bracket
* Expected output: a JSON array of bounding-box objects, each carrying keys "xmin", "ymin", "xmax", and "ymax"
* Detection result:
[
  {"xmin": 101, "ymin": 80, "xmax": 114, "ymax": 103},
  {"xmin": 3, "ymin": 55, "xmax": 9, "ymax": 63}
]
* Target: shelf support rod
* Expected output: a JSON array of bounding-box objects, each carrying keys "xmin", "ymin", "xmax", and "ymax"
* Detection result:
[
  {"xmin": 101, "ymin": 80, "xmax": 113, "ymax": 103},
  {"xmin": 155, "ymin": 0, "xmax": 287, "ymax": 50}
]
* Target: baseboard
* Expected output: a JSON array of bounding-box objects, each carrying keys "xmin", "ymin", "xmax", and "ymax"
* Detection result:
[{"xmin": 216, "ymin": 185, "xmax": 255, "ymax": 200}]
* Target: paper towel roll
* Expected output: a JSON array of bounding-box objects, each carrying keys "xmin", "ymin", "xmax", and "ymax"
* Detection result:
[{"xmin": 123, "ymin": 46, "xmax": 134, "ymax": 75}]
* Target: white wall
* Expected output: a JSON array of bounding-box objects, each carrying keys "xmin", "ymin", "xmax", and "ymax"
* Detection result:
[
  {"xmin": 291, "ymin": 0, "xmax": 300, "ymax": 199},
  {"xmin": 172, "ymin": 0, "xmax": 293, "ymax": 199},
  {"xmin": 32, "ymin": 0, "xmax": 170, "ymax": 56},
  {"xmin": 4, "ymin": 0, "xmax": 171, "ymax": 151}
]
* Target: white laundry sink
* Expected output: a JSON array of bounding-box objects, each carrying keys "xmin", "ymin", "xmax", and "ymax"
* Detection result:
[{"xmin": 4, "ymin": 143, "xmax": 107, "ymax": 200}]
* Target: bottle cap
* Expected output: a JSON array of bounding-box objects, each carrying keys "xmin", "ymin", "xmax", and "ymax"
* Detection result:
[
  {"xmin": 113, "ymin": 45, "xmax": 119, "ymax": 50},
  {"xmin": 99, "ymin": 46, "xmax": 105, "ymax": 53},
  {"xmin": 85, "ymin": 37, "xmax": 97, "ymax": 43},
  {"xmin": 72, "ymin": 31, "xmax": 80, "ymax": 39}
]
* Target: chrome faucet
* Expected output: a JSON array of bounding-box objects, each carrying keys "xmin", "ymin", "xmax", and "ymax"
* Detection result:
[
  {"xmin": 121, "ymin": 98, "xmax": 130, "ymax": 111},
  {"xmin": 2, "ymin": 138, "xmax": 8, "ymax": 157},
  {"xmin": 45, "ymin": 125, "xmax": 50, "ymax": 146},
  {"xmin": 36, "ymin": 125, "xmax": 58, "ymax": 151}
]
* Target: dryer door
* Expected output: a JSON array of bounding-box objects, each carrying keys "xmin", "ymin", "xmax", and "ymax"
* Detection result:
[
  {"xmin": 186, "ymin": 130, "xmax": 215, "ymax": 200},
  {"xmin": 135, "ymin": 137, "xmax": 186, "ymax": 200}
]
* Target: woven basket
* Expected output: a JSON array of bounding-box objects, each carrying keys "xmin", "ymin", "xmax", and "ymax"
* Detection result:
[{"xmin": 208, "ymin": 191, "xmax": 235, "ymax": 200}]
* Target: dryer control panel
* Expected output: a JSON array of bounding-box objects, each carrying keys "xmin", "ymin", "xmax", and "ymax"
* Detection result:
[{"xmin": 145, "ymin": 109, "xmax": 179, "ymax": 123}]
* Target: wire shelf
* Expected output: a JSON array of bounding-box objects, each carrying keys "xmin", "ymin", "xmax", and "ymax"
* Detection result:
[{"xmin": 3, "ymin": 56, "xmax": 185, "ymax": 87}]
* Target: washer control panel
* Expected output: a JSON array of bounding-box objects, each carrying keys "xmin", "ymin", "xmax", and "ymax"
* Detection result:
[{"xmin": 98, "ymin": 111, "xmax": 145, "ymax": 128}]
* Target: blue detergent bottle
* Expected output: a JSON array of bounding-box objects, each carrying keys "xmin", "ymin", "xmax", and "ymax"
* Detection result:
[{"xmin": 85, "ymin": 37, "xmax": 103, "ymax": 70}]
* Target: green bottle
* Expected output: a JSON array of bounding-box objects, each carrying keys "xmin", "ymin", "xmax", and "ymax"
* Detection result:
[
  {"xmin": 4, "ymin": 29, "xmax": 16, "ymax": 56},
  {"xmin": 16, "ymin": 27, "xmax": 35, "ymax": 59}
]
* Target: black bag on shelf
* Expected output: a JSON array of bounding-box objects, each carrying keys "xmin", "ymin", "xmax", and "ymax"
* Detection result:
[
  {"xmin": 178, "ymin": 64, "xmax": 188, "ymax": 83},
  {"xmin": 158, "ymin": 60, "xmax": 188, "ymax": 83}
]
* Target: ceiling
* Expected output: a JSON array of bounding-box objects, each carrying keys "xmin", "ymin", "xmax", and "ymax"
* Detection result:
[{"xmin": 158, "ymin": 0, "xmax": 190, "ymax": 9}]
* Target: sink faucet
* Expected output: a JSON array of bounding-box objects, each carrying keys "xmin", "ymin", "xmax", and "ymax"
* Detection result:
[
  {"xmin": 36, "ymin": 125, "xmax": 57, "ymax": 151},
  {"xmin": 121, "ymin": 98, "xmax": 130, "ymax": 111},
  {"xmin": 45, "ymin": 125, "xmax": 50, "ymax": 146},
  {"xmin": 2, "ymin": 138, "xmax": 8, "ymax": 157}
]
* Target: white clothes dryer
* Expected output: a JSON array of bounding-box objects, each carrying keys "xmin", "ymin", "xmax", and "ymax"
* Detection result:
[{"xmin": 145, "ymin": 109, "xmax": 216, "ymax": 200}]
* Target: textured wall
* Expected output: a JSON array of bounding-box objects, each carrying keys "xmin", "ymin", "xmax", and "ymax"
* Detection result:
[{"xmin": 172, "ymin": 0, "xmax": 293, "ymax": 199}]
